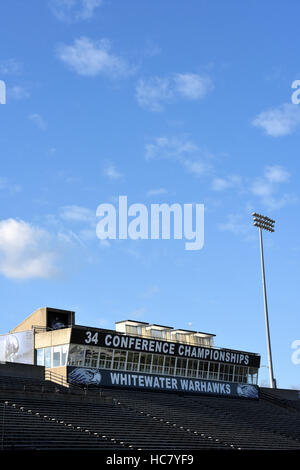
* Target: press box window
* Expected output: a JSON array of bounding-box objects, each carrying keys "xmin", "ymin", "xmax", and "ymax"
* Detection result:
[
  {"xmin": 61, "ymin": 345, "xmax": 69, "ymax": 366},
  {"xmin": 68, "ymin": 344, "xmax": 85, "ymax": 367},
  {"xmin": 85, "ymin": 347, "xmax": 100, "ymax": 368},
  {"xmin": 99, "ymin": 348, "xmax": 113, "ymax": 369},
  {"xmin": 127, "ymin": 352, "xmax": 140, "ymax": 371},
  {"xmin": 113, "ymin": 350, "xmax": 127, "ymax": 370},
  {"xmin": 45, "ymin": 348, "xmax": 51, "ymax": 368},
  {"xmin": 53, "ymin": 346, "xmax": 61, "ymax": 367},
  {"xmin": 164, "ymin": 356, "xmax": 176, "ymax": 375},
  {"xmin": 139, "ymin": 353, "xmax": 152, "ymax": 373},
  {"xmin": 36, "ymin": 344, "xmax": 69, "ymax": 368},
  {"xmin": 37, "ymin": 348, "xmax": 44, "ymax": 366}
]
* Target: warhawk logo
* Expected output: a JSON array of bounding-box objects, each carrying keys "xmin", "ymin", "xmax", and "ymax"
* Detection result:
[
  {"xmin": 237, "ymin": 384, "xmax": 259, "ymax": 399},
  {"xmin": 68, "ymin": 368, "xmax": 102, "ymax": 386}
]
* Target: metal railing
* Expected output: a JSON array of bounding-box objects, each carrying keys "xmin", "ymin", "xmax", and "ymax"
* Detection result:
[
  {"xmin": 44, "ymin": 370, "xmax": 69, "ymax": 387},
  {"xmin": 44, "ymin": 369, "xmax": 114, "ymax": 400},
  {"xmin": 123, "ymin": 329, "xmax": 215, "ymax": 349},
  {"xmin": 32, "ymin": 325, "xmax": 72, "ymax": 333},
  {"xmin": 117, "ymin": 329, "xmax": 260, "ymax": 356},
  {"xmin": 44, "ymin": 369, "xmax": 85, "ymax": 393}
]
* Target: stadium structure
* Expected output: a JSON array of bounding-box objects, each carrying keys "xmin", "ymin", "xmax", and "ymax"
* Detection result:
[{"xmin": 0, "ymin": 306, "xmax": 300, "ymax": 451}]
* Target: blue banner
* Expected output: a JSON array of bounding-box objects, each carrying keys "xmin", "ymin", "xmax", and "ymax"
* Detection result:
[{"xmin": 68, "ymin": 367, "xmax": 259, "ymax": 399}]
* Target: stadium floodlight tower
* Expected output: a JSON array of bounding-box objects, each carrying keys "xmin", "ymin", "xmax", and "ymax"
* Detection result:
[{"xmin": 252, "ymin": 212, "xmax": 276, "ymax": 389}]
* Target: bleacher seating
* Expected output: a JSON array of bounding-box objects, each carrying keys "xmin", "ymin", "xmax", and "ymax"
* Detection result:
[
  {"xmin": 0, "ymin": 374, "xmax": 300, "ymax": 450},
  {"xmin": 0, "ymin": 375, "xmax": 68, "ymax": 394},
  {"xmin": 99, "ymin": 388, "xmax": 300, "ymax": 450}
]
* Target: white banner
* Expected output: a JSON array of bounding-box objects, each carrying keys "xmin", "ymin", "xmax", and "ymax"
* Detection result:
[{"xmin": 0, "ymin": 330, "xmax": 34, "ymax": 364}]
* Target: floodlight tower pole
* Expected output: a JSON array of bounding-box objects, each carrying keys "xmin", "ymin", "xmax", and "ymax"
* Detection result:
[
  {"xmin": 252, "ymin": 213, "xmax": 276, "ymax": 389},
  {"xmin": 258, "ymin": 226, "xmax": 276, "ymax": 389}
]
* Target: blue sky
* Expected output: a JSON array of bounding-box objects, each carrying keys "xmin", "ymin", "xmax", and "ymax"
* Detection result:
[{"xmin": 0, "ymin": 0, "xmax": 300, "ymax": 389}]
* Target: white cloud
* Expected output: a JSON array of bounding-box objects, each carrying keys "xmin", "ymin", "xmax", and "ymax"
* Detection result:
[
  {"xmin": 146, "ymin": 188, "xmax": 168, "ymax": 197},
  {"xmin": 218, "ymin": 214, "xmax": 251, "ymax": 236},
  {"xmin": 136, "ymin": 77, "xmax": 172, "ymax": 112},
  {"xmin": 144, "ymin": 40, "xmax": 162, "ymax": 57},
  {"xmin": 252, "ymin": 103, "xmax": 300, "ymax": 137},
  {"xmin": 8, "ymin": 85, "xmax": 30, "ymax": 100},
  {"xmin": 136, "ymin": 73, "xmax": 213, "ymax": 111},
  {"xmin": 173, "ymin": 73, "xmax": 213, "ymax": 100},
  {"xmin": 57, "ymin": 37, "xmax": 134, "ymax": 78},
  {"xmin": 218, "ymin": 166, "xmax": 296, "ymax": 238},
  {"xmin": 59, "ymin": 205, "xmax": 95, "ymax": 223},
  {"xmin": 0, "ymin": 59, "xmax": 21, "ymax": 75},
  {"xmin": 145, "ymin": 137, "xmax": 200, "ymax": 160},
  {"xmin": 145, "ymin": 136, "xmax": 213, "ymax": 177},
  {"xmin": 49, "ymin": 0, "xmax": 102, "ymax": 22},
  {"xmin": 58, "ymin": 205, "xmax": 102, "ymax": 244},
  {"xmin": 141, "ymin": 286, "xmax": 160, "ymax": 298},
  {"xmin": 251, "ymin": 179, "xmax": 273, "ymax": 197},
  {"xmin": 57, "ymin": 229, "xmax": 89, "ymax": 249},
  {"xmin": 212, "ymin": 165, "xmax": 294, "ymax": 210},
  {"xmin": 251, "ymin": 165, "xmax": 289, "ymax": 197},
  {"xmin": 211, "ymin": 175, "xmax": 242, "ymax": 191},
  {"xmin": 264, "ymin": 165, "xmax": 290, "ymax": 183},
  {"xmin": 0, "ymin": 177, "xmax": 21, "ymax": 194},
  {"xmin": 128, "ymin": 307, "xmax": 146, "ymax": 320},
  {"xmin": 97, "ymin": 317, "xmax": 109, "ymax": 327},
  {"xmin": 103, "ymin": 164, "xmax": 123, "ymax": 180},
  {"xmin": 48, "ymin": 147, "xmax": 57, "ymax": 156},
  {"xmin": 183, "ymin": 159, "xmax": 210, "ymax": 177},
  {"xmin": 258, "ymin": 193, "xmax": 298, "ymax": 211},
  {"xmin": 250, "ymin": 165, "xmax": 296, "ymax": 210},
  {"xmin": 28, "ymin": 113, "xmax": 47, "ymax": 130},
  {"xmin": 0, "ymin": 219, "xmax": 59, "ymax": 280}
]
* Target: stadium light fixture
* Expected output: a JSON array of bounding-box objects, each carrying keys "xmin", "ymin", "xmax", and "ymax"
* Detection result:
[{"xmin": 252, "ymin": 212, "xmax": 276, "ymax": 389}]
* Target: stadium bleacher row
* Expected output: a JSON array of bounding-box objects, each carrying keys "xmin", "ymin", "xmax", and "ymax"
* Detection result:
[{"xmin": 0, "ymin": 374, "xmax": 300, "ymax": 451}]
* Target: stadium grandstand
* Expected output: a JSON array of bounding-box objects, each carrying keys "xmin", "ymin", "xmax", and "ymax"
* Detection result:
[{"xmin": 0, "ymin": 306, "xmax": 300, "ymax": 452}]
